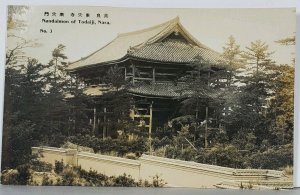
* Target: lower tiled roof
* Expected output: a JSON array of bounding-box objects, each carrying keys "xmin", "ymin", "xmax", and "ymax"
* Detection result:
[
  {"xmin": 128, "ymin": 82, "xmax": 214, "ymax": 98},
  {"xmin": 81, "ymin": 82, "xmax": 217, "ymax": 99}
]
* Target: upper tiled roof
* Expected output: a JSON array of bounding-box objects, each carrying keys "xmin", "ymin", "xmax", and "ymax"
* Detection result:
[
  {"xmin": 67, "ymin": 17, "xmax": 225, "ymax": 71},
  {"xmin": 128, "ymin": 39, "xmax": 223, "ymax": 65}
]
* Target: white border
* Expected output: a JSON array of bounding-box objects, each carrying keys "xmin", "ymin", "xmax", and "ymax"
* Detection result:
[
  {"xmin": 0, "ymin": 0, "xmax": 298, "ymax": 188},
  {"xmin": 0, "ymin": 0, "xmax": 296, "ymax": 8}
]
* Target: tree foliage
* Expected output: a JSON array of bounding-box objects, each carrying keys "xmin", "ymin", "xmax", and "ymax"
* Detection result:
[
  {"xmin": 7, "ymin": 5, "xmax": 29, "ymax": 31},
  {"xmin": 242, "ymin": 40, "xmax": 274, "ymax": 75},
  {"xmin": 221, "ymin": 35, "xmax": 244, "ymax": 72},
  {"xmin": 2, "ymin": 44, "xmax": 90, "ymax": 169}
]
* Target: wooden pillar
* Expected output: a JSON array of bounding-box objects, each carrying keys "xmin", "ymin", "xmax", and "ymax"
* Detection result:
[
  {"xmin": 205, "ymin": 69, "xmax": 211, "ymax": 148},
  {"xmin": 205, "ymin": 106, "xmax": 209, "ymax": 148},
  {"xmin": 124, "ymin": 67, "xmax": 127, "ymax": 80},
  {"xmin": 149, "ymin": 102, "xmax": 153, "ymax": 135},
  {"xmin": 152, "ymin": 67, "xmax": 156, "ymax": 84},
  {"xmin": 149, "ymin": 102, "xmax": 153, "ymax": 154},
  {"xmin": 93, "ymin": 107, "xmax": 97, "ymax": 135},
  {"xmin": 103, "ymin": 107, "xmax": 107, "ymax": 139},
  {"xmin": 207, "ymin": 71, "xmax": 211, "ymax": 87},
  {"xmin": 195, "ymin": 101, "xmax": 199, "ymax": 119},
  {"xmin": 132, "ymin": 65, "xmax": 135, "ymax": 85}
]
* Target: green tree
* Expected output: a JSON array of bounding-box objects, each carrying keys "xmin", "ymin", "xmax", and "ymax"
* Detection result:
[
  {"xmin": 223, "ymin": 40, "xmax": 276, "ymax": 145},
  {"xmin": 7, "ymin": 5, "xmax": 29, "ymax": 31},
  {"xmin": 242, "ymin": 40, "xmax": 274, "ymax": 75},
  {"xmin": 221, "ymin": 35, "xmax": 244, "ymax": 83},
  {"xmin": 268, "ymin": 36, "xmax": 295, "ymax": 145},
  {"xmin": 2, "ymin": 58, "xmax": 47, "ymax": 169},
  {"xmin": 275, "ymin": 35, "xmax": 295, "ymax": 46},
  {"xmin": 99, "ymin": 65, "xmax": 135, "ymax": 137},
  {"xmin": 47, "ymin": 44, "xmax": 69, "ymax": 89}
]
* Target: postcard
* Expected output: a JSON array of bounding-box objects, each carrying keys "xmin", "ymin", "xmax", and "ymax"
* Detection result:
[{"xmin": 1, "ymin": 5, "xmax": 295, "ymax": 189}]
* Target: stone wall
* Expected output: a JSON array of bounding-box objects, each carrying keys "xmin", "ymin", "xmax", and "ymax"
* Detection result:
[{"xmin": 32, "ymin": 146, "xmax": 291, "ymax": 189}]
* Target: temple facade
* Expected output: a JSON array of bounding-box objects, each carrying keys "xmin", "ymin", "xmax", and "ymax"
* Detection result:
[{"xmin": 67, "ymin": 17, "xmax": 230, "ymax": 143}]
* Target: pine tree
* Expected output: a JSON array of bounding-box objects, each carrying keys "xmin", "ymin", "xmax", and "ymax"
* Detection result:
[
  {"xmin": 100, "ymin": 65, "xmax": 134, "ymax": 137},
  {"xmin": 221, "ymin": 35, "xmax": 244, "ymax": 83},
  {"xmin": 222, "ymin": 40, "xmax": 276, "ymax": 144},
  {"xmin": 242, "ymin": 40, "xmax": 274, "ymax": 75},
  {"xmin": 268, "ymin": 36, "xmax": 295, "ymax": 145},
  {"xmin": 2, "ymin": 58, "xmax": 47, "ymax": 168}
]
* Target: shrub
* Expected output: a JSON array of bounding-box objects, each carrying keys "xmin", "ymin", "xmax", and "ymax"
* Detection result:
[
  {"xmin": 152, "ymin": 136, "xmax": 172, "ymax": 150},
  {"xmin": 196, "ymin": 144, "xmax": 244, "ymax": 168},
  {"xmin": 178, "ymin": 146, "xmax": 198, "ymax": 161},
  {"xmin": 60, "ymin": 167, "xmax": 78, "ymax": 186},
  {"xmin": 41, "ymin": 174, "xmax": 53, "ymax": 185},
  {"xmin": 77, "ymin": 167, "xmax": 109, "ymax": 186},
  {"xmin": 30, "ymin": 159, "xmax": 52, "ymax": 172},
  {"xmin": 67, "ymin": 134, "xmax": 147, "ymax": 157},
  {"xmin": 249, "ymin": 144, "xmax": 293, "ymax": 169},
  {"xmin": 16, "ymin": 164, "xmax": 31, "ymax": 185},
  {"xmin": 54, "ymin": 160, "xmax": 64, "ymax": 174},
  {"xmin": 1, "ymin": 165, "xmax": 31, "ymax": 185},
  {"xmin": 125, "ymin": 153, "xmax": 137, "ymax": 160},
  {"xmin": 1, "ymin": 169, "xmax": 19, "ymax": 185},
  {"xmin": 112, "ymin": 174, "xmax": 137, "ymax": 187},
  {"xmin": 151, "ymin": 174, "xmax": 166, "ymax": 187}
]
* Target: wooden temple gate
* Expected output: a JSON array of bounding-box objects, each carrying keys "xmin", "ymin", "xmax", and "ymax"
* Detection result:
[{"xmin": 67, "ymin": 17, "xmax": 231, "ymax": 147}]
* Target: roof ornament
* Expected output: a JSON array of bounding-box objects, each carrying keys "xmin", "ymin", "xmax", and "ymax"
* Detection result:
[
  {"xmin": 174, "ymin": 29, "xmax": 179, "ymax": 36},
  {"xmin": 127, "ymin": 46, "xmax": 135, "ymax": 54}
]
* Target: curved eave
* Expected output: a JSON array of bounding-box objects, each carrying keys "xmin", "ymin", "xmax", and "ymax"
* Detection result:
[
  {"xmin": 68, "ymin": 55, "xmax": 228, "ymax": 75},
  {"xmin": 128, "ymin": 91, "xmax": 178, "ymax": 99},
  {"xmin": 129, "ymin": 55, "xmax": 228, "ymax": 69},
  {"xmin": 67, "ymin": 56, "xmax": 129, "ymax": 73}
]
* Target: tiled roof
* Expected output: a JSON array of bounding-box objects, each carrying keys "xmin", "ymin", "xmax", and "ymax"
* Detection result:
[
  {"xmin": 128, "ymin": 82, "xmax": 215, "ymax": 98},
  {"xmin": 80, "ymin": 83, "xmax": 218, "ymax": 99},
  {"xmin": 67, "ymin": 17, "xmax": 226, "ymax": 71},
  {"xmin": 67, "ymin": 17, "xmax": 180, "ymax": 71},
  {"xmin": 129, "ymin": 39, "xmax": 223, "ymax": 65},
  {"xmin": 83, "ymin": 85, "xmax": 114, "ymax": 96}
]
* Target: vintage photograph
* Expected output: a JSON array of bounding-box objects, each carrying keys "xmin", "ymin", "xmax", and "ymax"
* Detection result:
[{"xmin": 1, "ymin": 5, "xmax": 295, "ymax": 189}]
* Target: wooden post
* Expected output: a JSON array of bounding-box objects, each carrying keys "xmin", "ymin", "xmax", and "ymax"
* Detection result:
[
  {"xmin": 124, "ymin": 67, "xmax": 127, "ymax": 80},
  {"xmin": 205, "ymin": 106, "xmax": 208, "ymax": 148},
  {"xmin": 149, "ymin": 102, "xmax": 153, "ymax": 154},
  {"xmin": 132, "ymin": 65, "xmax": 135, "ymax": 85},
  {"xmin": 149, "ymin": 102, "xmax": 153, "ymax": 135},
  {"xmin": 205, "ymin": 69, "xmax": 211, "ymax": 148},
  {"xmin": 195, "ymin": 101, "xmax": 199, "ymax": 119},
  {"xmin": 152, "ymin": 67, "xmax": 156, "ymax": 84},
  {"xmin": 103, "ymin": 107, "xmax": 107, "ymax": 139},
  {"xmin": 207, "ymin": 71, "xmax": 211, "ymax": 87},
  {"xmin": 93, "ymin": 107, "xmax": 96, "ymax": 135}
]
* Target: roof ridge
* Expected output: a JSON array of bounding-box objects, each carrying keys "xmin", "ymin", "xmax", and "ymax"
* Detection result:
[
  {"xmin": 176, "ymin": 22, "xmax": 222, "ymax": 55},
  {"xmin": 117, "ymin": 16, "xmax": 179, "ymax": 37},
  {"xmin": 129, "ymin": 17, "xmax": 180, "ymax": 51}
]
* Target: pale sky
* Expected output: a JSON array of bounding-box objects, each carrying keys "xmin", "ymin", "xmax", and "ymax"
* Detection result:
[{"xmin": 8, "ymin": 6, "xmax": 296, "ymax": 65}]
